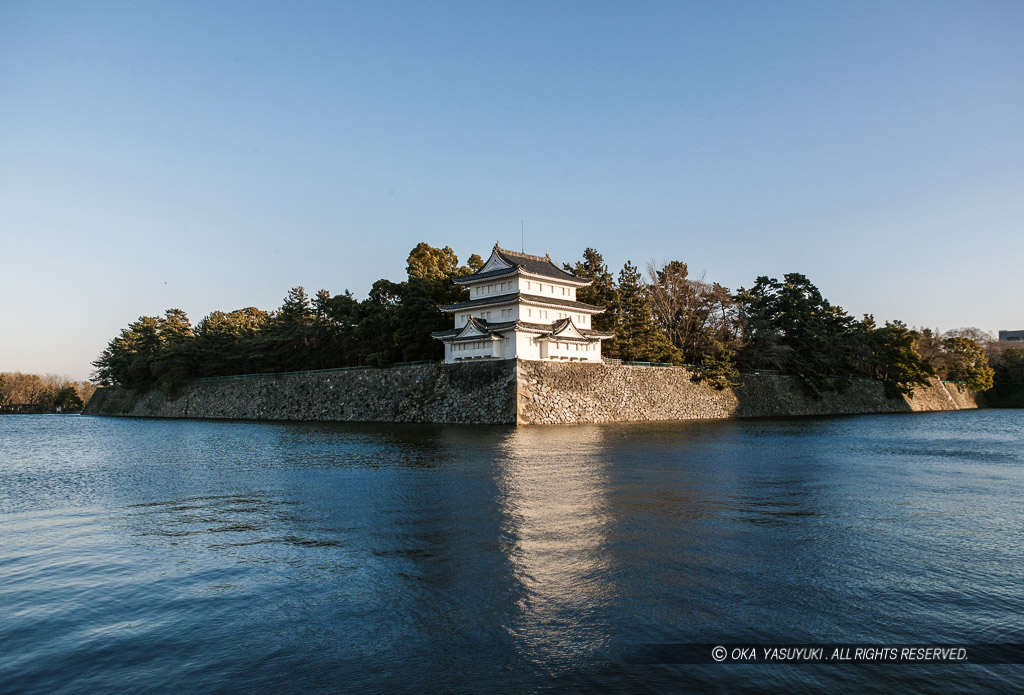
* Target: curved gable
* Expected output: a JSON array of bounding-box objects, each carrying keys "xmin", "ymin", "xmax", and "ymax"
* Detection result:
[
  {"xmin": 549, "ymin": 317, "xmax": 588, "ymax": 340},
  {"xmin": 480, "ymin": 247, "xmax": 514, "ymax": 273}
]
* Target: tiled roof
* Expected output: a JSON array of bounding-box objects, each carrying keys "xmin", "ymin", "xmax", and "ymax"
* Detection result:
[
  {"xmin": 455, "ymin": 245, "xmax": 589, "ymax": 285},
  {"xmin": 495, "ymin": 247, "xmax": 583, "ymax": 282},
  {"xmin": 429, "ymin": 316, "xmax": 498, "ymax": 340},
  {"xmin": 440, "ymin": 291, "xmax": 605, "ymax": 313},
  {"xmin": 431, "ymin": 317, "xmax": 614, "ymax": 341}
]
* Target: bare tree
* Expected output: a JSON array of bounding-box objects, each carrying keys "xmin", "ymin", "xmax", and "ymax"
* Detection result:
[
  {"xmin": 647, "ymin": 260, "xmax": 738, "ymax": 364},
  {"xmin": 943, "ymin": 327, "xmax": 995, "ymax": 348}
]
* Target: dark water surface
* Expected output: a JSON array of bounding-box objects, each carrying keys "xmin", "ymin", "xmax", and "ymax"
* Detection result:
[{"xmin": 1, "ymin": 411, "xmax": 1022, "ymax": 694}]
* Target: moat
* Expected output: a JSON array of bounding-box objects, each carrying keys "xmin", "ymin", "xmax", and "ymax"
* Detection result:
[{"xmin": 2, "ymin": 411, "xmax": 1021, "ymax": 694}]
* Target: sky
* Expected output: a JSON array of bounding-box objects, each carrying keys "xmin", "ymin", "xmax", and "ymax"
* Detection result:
[{"xmin": 2, "ymin": 1, "xmax": 1022, "ymax": 380}]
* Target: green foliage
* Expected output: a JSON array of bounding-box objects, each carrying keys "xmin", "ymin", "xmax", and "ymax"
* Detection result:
[
  {"xmin": 648, "ymin": 260, "xmax": 738, "ymax": 367},
  {"xmin": 53, "ymin": 386, "xmax": 84, "ymax": 410},
  {"xmin": 406, "ymin": 242, "xmax": 461, "ymax": 280},
  {"xmin": 985, "ymin": 346, "xmax": 1024, "ymax": 407},
  {"xmin": 864, "ymin": 320, "xmax": 935, "ymax": 395},
  {"xmin": 92, "ymin": 315, "xmax": 162, "ymax": 389},
  {"xmin": 566, "ymin": 248, "xmax": 617, "ymax": 335},
  {"xmin": 913, "ymin": 329, "xmax": 995, "ymax": 391},
  {"xmin": 193, "ymin": 307, "xmax": 271, "ymax": 376},
  {"xmin": 91, "ymin": 242, "xmax": 468, "ymax": 387},
  {"xmin": 735, "ymin": 273, "xmax": 858, "ymax": 386},
  {"xmin": 608, "ymin": 261, "xmax": 678, "ymax": 363},
  {"xmin": 90, "ymin": 241, "xmax": 993, "ymax": 401},
  {"xmin": 991, "ymin": 346, "xmax": 1024, "ymax": 385},
  {"xmin": 942, "ymin": 336, "xmax": 994, "ymax": 391},
  {"xmin": 695, "ymin": 346, "xmax": 742, "ymax": 390}
]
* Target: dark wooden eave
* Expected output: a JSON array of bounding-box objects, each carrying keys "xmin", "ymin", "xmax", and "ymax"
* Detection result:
[{"xmin": 440, "ymin": 291, "xmax": 605, "ymax": 313}]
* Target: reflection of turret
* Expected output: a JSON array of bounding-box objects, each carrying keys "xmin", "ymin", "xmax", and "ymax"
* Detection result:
[{"xmin": 490, "ymin": 425, "xmax": 615, "ymax": 658}]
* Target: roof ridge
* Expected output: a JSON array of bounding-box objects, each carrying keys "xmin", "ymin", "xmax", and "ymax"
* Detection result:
[{"xmin": 495, "ymin": 245, "xmax": 552, "ymax": 264}]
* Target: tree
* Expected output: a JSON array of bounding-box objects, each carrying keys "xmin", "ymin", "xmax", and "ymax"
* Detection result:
[
  {"xmin": 257, "ymin": 287, "xmax": 318, "ymax": 372},
  {"xmin": 0, "ymin": 373, "xmax": 10, "ymax": 409},
  {"xmin": 735, "ymin": 273, "xmax": 858, "ymax": 383},
  {"xmin": 394, "ymin": 243, "xmax": 470, "ymax": 361},
  {"xmin": 358, "ymin": 278, "xmax": 405, "ymax": 367},
  {"xmin": 406, "ymin": 242, "xmax": 461, "ymax": 281},
  {"xmin": 608, "ymin": 261, "xmax": 678, "ymax": 362},
  {"xmin": 696, "ymin": 348, "xmax": 742, "ymax": 389},
  {"xmin": 914, "ymin": 329, "xmax": 995, "ymax": 391},
  {"xmin": 942, "ymin": 336, "xmax": 994, "ymax": 391},
  {"xmin": 647, "ymin": 260, "xmax": 738, "ymax": 365},
  {"xmin": 914, "ymin": 328, "xmax": 945, "ymax": 370},
  {"xmin": 566, "ymin": 248, "xmax": 617, "ymax": 334},
  {"xmin": 54, "ymin": 386, "xmax": 84, "ymax": 410},
  {"xmin": 313, "ymin": 290, "xmax": 363, "ymax": 368},
  {"xmin": 92, "ymin": 315, "xmax": 163, "ymax": 388},
  {"xmin": 158, "ymin": 309, "xmax": 193, "ymax": 343},
  {"xmin": 865, "ymin": 320, "xmax": 935, "ymax": 395},
  {"xmin": 151, "ymin": 309, "xmax": 196, "ymax": 389},
  {"xmin": 991, "ymin": 346, "xmax": 1024, "ymax": 384},
  {"xmin": 0, "ymin": 373, "xmax": 92, "ymax": 410},
  {"xmin": 193, "ymin": 307, "xmax": 270, "ymax": 376},
  {"xmin": 943, "ymin": 327, "xmax": 995, "ymax": 348}
]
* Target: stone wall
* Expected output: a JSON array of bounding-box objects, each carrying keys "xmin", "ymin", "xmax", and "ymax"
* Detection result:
[
  {"xmin": 85, "ymin": 359, "xmax": 979, "ymax": 425},
  {"xmin": 514, "ymin": 361, "xmax": 979, "ymax": 425},
  {"xmin": 85, "ymin": 361, "xmax": 518, "ymax": 424}
]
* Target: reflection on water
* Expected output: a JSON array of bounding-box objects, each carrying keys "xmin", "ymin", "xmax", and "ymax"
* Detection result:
[
  {"xmin": 1, "ymin": 411, "xmax": 1022, "ymax": 694},
  {"xmin": 495, "ymin": 426, "xmax": 617, "ymax": 667}
]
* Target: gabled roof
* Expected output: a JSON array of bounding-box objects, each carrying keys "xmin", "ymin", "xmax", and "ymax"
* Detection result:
[
  {"xmin": 454, "ymin": 316, "xmax": 491, "ymax": 337},
  {"xmin": 430, "ymin": 316, "xmax": 503, "ymax": 342},
  {"xmin": 431, "ymin": 316, "xmax": 614, "ymax": 342},
  {"xmin": 549, "ymin": 317, "xmax": 588, "ymax": 340},
  {"xmin": 440, "ymin": 291, "xmax": 605, "ymax": 313},
  {"xmin": 454, "ymin": 244, "xmax": 590, "ymax": 286},
  {"xmin": 535, "ymin": 317, "xmax": 615, "ymax": 343}
]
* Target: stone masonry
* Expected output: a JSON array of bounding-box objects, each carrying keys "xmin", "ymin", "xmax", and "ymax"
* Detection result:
[{"xmin": 85, "ymin": 359, "xmax": 978, "ymax": 425}]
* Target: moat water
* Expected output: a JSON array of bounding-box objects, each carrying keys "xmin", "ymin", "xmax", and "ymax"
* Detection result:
[{"xmin": 1, "ymin": 411, "xmax": 1022, "ymax": 694}]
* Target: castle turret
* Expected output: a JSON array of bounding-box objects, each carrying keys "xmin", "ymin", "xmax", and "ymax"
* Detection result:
[{"xmin": 431, "ymin": 244, "xmax": 613, "ymax": 363}]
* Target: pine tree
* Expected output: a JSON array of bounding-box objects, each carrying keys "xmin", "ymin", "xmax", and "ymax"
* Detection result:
[
  {"xmin": 610, "ymin": 261, "xmax": 678, "ymax": 363},
  {"xmin": 565, "ymin": 247, "xmax": 617, "ymax": 334}
]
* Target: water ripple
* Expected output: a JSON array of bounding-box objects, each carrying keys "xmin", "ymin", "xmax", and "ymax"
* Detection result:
[{"xmin": 0, "ymin": 411, "xmax": 1021, "ymax": 694}]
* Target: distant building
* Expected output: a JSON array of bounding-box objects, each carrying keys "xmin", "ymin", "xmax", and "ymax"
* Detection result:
[
  {"xmin": 999, "ymin": 329, "xmax": 1024, "ymax": 342},
  {"xmin": 431, "ymin": 244, "xmax": 614, "ymax": 363}
]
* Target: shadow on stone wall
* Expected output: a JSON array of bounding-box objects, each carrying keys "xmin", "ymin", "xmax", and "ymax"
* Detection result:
[
  {"xmin": 86, "ymin": 361, "xmax": 518, "ymax": 425},
  {"xmin": 86, "ymin": 360, "xmax": 978, "ymax": 426}
]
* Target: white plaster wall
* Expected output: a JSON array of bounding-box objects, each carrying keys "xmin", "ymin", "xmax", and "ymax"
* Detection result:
[
  {"xmin": 450, "ymin": 339, "xmax": 501, "ymax": 361},
  {"xmin": 456, "ymin": 300, "xmax": 518, "ymax": 326},
  {"xmin": 514, "ymin": 331, "xmax": 541, "ymax": 360},
  {"xmin": 521, "ymin": 306, "xmax": 555, "ymax": 322},
  {"xmin": 520, "ymin": 277, "xmax": 576, "ymax": 301},
  {"xmin": 469, "ymin": 279, "xmax": 518, "ymax": 299},
  {"xmin": 457, "ymin": 304, "xmax": 596, "ymax": 327},
  {"xmin": 543, "ymin": 340, "xmax": 602, "ymax": 362}
]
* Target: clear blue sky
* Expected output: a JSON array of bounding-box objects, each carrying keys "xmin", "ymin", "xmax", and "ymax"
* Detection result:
[{"xmin": 2, "ymin": 1, "xmax": 1022, "ymax": 380}]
